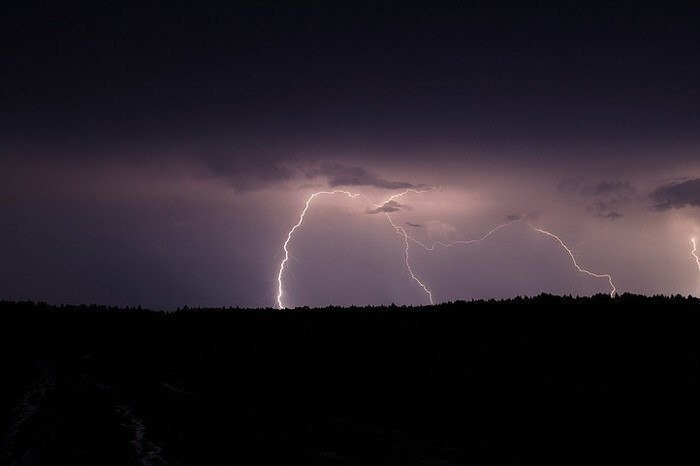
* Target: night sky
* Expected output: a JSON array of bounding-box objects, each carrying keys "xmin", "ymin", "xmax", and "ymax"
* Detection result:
[{"xmin": 2, "ymin": 1, "xmax": 699, "ymax": 308}]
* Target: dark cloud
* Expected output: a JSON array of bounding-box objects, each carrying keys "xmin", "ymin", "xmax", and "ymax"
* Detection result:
[
  {"xmin": 594, "ymin": 201, "xmax": 614, "ymax": 213},
  {"xmin": 558, "ymin": 179, "xmax": 635, "ymax": 199},
  {"xmin": 594, "ymin": 181, "xmax": 635, "ymax": 196},
  {"xmin": 596, "ymin": 211, "xmax": 623, "ymax": 220},
  {"xmin": 202, "ymin": 158, "xmax": 421, "ymax": 192},
  {"xmin": 233, "ymin": 164, "xmax": 297, "ymax": 191},
  {"xmin": 557, "ymin": 178, "xmax": 582, "ymax": 195},
  {"xmin": 558, "ymin": 178, "xmax": 635, "ymax": 220},
  {"xmin": 592, "ymin": 201, "xmax": 626, "ymax": 221},
  {"xmin": 195, "ymin": 146, "xmax": 299, "ymax": 191},
  {"xmin": 405, "ymin": 222, "xmax": 422, "ymax": 227},
  {"xmin": 505, "ymin": 214, "xmax": 523, "ymax": 222},
  {"xmin": 651, "ymin": 179, "xmax": 700, "ymax": 211},
  {"xmin": 306, "ymin": 163, "xmax": 420, "ymax": 190},
  {"xmin": 366, "ymin": 201, "xmax": 409, "ymax": 214}
]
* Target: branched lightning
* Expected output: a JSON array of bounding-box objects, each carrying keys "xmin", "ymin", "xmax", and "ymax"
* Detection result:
[
  {"xmin": 527, "ymin": 224, "xmax": 617, "ymax": 297},
  {"xmin": 276, "ymin": 187, "xmax": 618, "ymax": 308},
  {"xmin": 385, "ymin": 213, "xmax": 434, "ymax": 304},
  {"xmin": 379, "ymin": 187, "xmax": 437, "ymax": 205},
  {"xmin": 367, "ymin": 191, "xmax": 587, "ymax": 306},
  {"xmin": 381, "ymin": 209, "xmax": 617, "ymax": 298},
  {"xmin": 380, "ymin": 208, "xmax": 523, "ymax": 305},
  {"xmin": 276, "ymin": 190, "xmax": 359, "ymax": 309},
  {"xmin": 368, "ymin": 188, "xmax": 438, "ymax": 305},
  {"xmin": 691, "ymin": 238, "xmax": 700, "ymax": 272},
  {"xmin": 405, "ymin": 217, "xmax": 526, "ymax": 251}
]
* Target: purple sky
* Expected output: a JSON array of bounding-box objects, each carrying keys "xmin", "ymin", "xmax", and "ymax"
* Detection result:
[{"xmin": 1, "ymin": 2, "xmax": 699, "ymax": 308}]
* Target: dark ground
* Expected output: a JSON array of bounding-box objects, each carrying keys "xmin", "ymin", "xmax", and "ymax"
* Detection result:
[{"xmin": 0, "ymin": 295, "xmax": 697, "ymax": 465}]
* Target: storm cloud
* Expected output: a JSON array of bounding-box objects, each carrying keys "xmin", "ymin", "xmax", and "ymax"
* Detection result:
[
  {"xmin": 651, "ymin": 179, "xmax": 700, "ymax": 211},
  {"xmin": 558, "ymin": 178, "xmax": 637, "ymax": 220},
  {"xmin": 366, "ymin": 200, "xmax": 409, "ymax": 214},
  {"xmin": 1, "ymin": 2, "xmax": 699, "ymax": 307},
  {"xmin": 306, "ymin": 163, "xmax": 420, "ymax": 190},
  {"xmin": 598, "ymin": 211, "xmax": 624, "ymax": 220},
  {"xmin": 594, "ymin": 181, "xmax": 635, "ymax": 197}
]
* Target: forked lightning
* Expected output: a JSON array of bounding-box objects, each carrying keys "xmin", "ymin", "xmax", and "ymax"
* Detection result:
[{"xmin": 276, "ymin": 189, "xmax": 617, "ymax": 307}]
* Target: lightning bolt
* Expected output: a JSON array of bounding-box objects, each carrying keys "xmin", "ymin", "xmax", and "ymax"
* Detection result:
[
  {"xmin": 387, "ymin": 212, "xmax": 616, "ymax": 298},
  {"xmin": 276, "ymin": 187, "xmax": 617, "ymax": 307},
  {"xmin": 528, "ymin": 224, "xmax": 617, "ymax": 297},
  {"xmin": 691, "ymin": 238, "xmax": 700, "ymax": 272},
  {"xmin": 405, "ymin": 217, "xmax": 526, "ymax": 251},
  {"xmin": 365, "ymin": 191, "xmax": 525, "ymax": 304},
  {"xmin": 385, "ymin": 213, "xmax": 434, "ymax": 304},
  {"xmin": 276, "ymin": 190, "xmax": 360, "ymax": 309},
  {"xmin": 380, "ymin": 212, "xmax": 523, "ymax": 305},
  {"xmin": 378, "ymin": 187, "xmax": 437, "ymax": 205},
  {"xmin": 367, "ymin": 188, "xmax": 438, "ymax": 305}
]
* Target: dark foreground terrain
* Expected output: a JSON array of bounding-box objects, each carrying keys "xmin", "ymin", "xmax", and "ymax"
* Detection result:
[{"xmin": 0, "ymin": 295, "xmax": 697, "ymax": 465}]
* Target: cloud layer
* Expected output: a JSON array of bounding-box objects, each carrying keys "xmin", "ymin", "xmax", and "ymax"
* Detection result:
[
  {"xmin": 651, "ymin": 179, "xmax": 700, "ymax": 211},
  {"xmin": 366, "ymin": 200, "xmax": 409, "ymax": 214},
  {"xmin": 306, "ymin": 163, "xmax": 420, "ymax": 190}
]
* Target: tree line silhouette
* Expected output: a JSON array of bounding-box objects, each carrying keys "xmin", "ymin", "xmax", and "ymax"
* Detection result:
[{"xmin": 0, "ymin": 294, "xmax": 697, "ymax": 464}]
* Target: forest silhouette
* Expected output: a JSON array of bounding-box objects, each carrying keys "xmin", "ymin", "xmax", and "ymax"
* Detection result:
[{"xmin": 0, "ymin": 294, "xmax": 697, "ymax": 464}]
